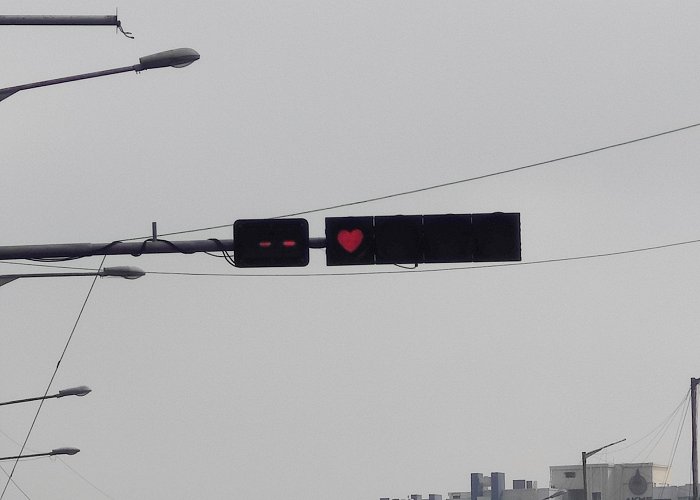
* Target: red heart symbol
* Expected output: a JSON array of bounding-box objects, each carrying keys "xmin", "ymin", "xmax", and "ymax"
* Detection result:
[{"xmin": 337, "ymin": 229, "xmax": 364, "ymax": 253}]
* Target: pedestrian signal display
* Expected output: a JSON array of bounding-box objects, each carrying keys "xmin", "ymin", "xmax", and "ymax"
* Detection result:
[
  {"xmin": 233, "ymin": 218, "xmax": 309, "ymax": 267},
  {"xmin": 325, "ymin": 213, "xmax": 520, "ymax": 266},
  {"xmin": 325, "ymin": 216, "xmax": 375, "ymax": 266}
]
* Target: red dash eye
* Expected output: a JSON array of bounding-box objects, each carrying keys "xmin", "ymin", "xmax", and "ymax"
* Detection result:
[
  {"xmin": 282, "ymin": 240, "xmax": 297, "ymax": 248},
  {"xmin": 258, "ymin": 241, "xmax": 272, "ymax": 248}
]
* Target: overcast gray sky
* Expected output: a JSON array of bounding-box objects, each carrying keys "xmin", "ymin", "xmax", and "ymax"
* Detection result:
[{"xmin": 2, "ymin": 2, "xmax": 700, "ymax": 499}]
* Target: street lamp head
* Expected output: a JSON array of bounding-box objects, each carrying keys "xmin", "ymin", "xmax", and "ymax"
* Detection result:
[
  {"xmin": 100, "ymin": 266, "xmax": 145, "ymax": 280},
  {"xmin": 50, "ymin": 447, "xmax": 80, "ymax": 456},
  {"xmin": 138, "ymin": 48, "xmax": 200, "ymax": 70},
  {"xmin": 57, "ymin": 386, "xmax": 92, "ymax": 398},
  {"xmin": 0, "ymin": 266, "xmax": 145, "ymax": 287},
  {"xmin": 0, "ymin": 47, "xmax": 200, "ymax": 104}
]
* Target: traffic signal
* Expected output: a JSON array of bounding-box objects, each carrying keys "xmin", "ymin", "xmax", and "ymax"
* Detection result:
[
  {"xmin": 325, "ymin": 216, "xmax": 375, "ymax": 266},
  {"xmin": 374, "ymin": 215, "xmax": 423, "ymax": 264},
  {"xmin": 472, "ymin": 213, "xmax": 520, "ymax": 262},
  {"xmin": 233, "ymin": 213, "xmax": 519, "ymax": 267},
  {"xmin": 423, "ymin": 214, "xmax": 472, "ymax": 263},
  {"xmin": 324, "ymin": 213, "xmax": 520, "ymax": 265},
  {"xmin": 233, "ymin": 219, "xmax": 309, "ymax": 267}
]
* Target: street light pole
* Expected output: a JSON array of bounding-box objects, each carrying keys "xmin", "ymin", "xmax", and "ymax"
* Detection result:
[
  {"xmin": 582, "ymin": 438, "xmax": 626, "ymax": 500},
  {"xmin": 692, "ymin": 377, "xmax": 700, "ymax": 500},
  {"xmin": 0, "ymin": 386, "xmax": 91, "ymax": 407},
  {"xmin": 0, "ymin": 266, "xmax": 145, "ymax": 287},
  {"xmin": 0, "ymin": 47, "xmax": 200, "ymax": 102},
  {"xmin": 0, "ymin": 448, "xmax": 79, "ymax": 461}
]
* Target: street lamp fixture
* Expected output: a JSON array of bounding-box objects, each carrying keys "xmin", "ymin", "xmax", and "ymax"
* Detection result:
[
  {"xmin": 0, "ymin": 265, "xmax": 145, "ymax": 287},
  {"xmin": 100, "ymin": 266, "xmax": 146, "ymax": 279},
  {"xmin": 58, "ymin": 385, "xmax": 92, "ymax": 397},
  {"xmin": 0, "ymin": 386, "xmax": 91, "ymax": 407},
  {"xmin": 0, "ymin": 447, "xmax": 79, "ymax": 461},
  {"xmin": 0, "ymin": 47, "xmax": 200, "ymax": 102},
  {"xmin": 582, "ymin": 438, "xmax": 626, "ymax": 500},
  {"xmin": 138, "ymin": 48, "xmax": 200, "ymax": 69}
]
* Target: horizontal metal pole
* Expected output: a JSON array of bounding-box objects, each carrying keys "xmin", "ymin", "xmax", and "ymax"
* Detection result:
[
  {"xmin": 0, "ymin": 394, "xmax": 58, "ymax": 407},
  {"xmin": 309, "ymin": 237, "xmax": 325, "ymax": 248},
  {"xmin": 0, "ymin": 239, "xmax": 233, "ymax": 260},
  {"xmin": 0, "ymin": 267, "xmax": 144, "ymax": 287},
  {"xmin": 0, "ymin": 65, "xmax": 137, "ymax": 101},
  {"xmin": 0, "ymin": 451, "xmax": 50, "ymax": 461},
  {"xmin": 0, "ymin": 15, "xmax": 118, "ymax": 26},
  {"xmin": 0, "ymin": 237, "xmax": 328, "ymax": 261},
  {"xmin": 0, "ymin": 272, "xmax": 99, "ymax": 287},
  {"xmin": 0, "ymin": 448, "xmax": 78, "ymax": 461},
  {"xmin": 0, "ymin": 272, "xmax": 103, "ymax": 279}
]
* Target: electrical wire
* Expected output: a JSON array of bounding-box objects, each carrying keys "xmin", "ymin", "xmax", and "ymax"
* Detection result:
[
  {"xmin": 0, "ymin": 429, "xmax": 40, "ymax": 453},
  {"xmin": 1, "ymin": 121, "xmax": 699, "ymax": 267},
  {"xmin": 2, "ymin": 234, "xmax": 700, "ymax": 276},
  {"xmin": 0, "ymin": 266, "xmax": 116, "ymax": 498},
  {"xmin": 111, "ymin": 120, "xmax": 700, "ymax": 242},
  {"xmin": 0, "ymin": 428, "xmax": 41, "ymax": 496},
  {"xmin": 58, "ymin": 459, "xmax": 115, "ymax": 500},
  {"xmin": 26, "ymin": 241, "xmax": 122, "ymax": 262},
  {"xmin": 208, "ymin": 238, "xmax": 237, "ymax": 267},
  {"xmin": 608, "ymin": 391, "xmax": 690, "ymax": 500},
  {"xmin": 0, "ymin": 431, "xmax": 39, "ymax": 498},
  {"xmin": 615, "ymin": 390, "xmax": 690, "ymax": 460},
  {"xmin": 0, "ymin": 255, "xmax": 107, "ymax": 500},
  {"xmin": 632, "ymin": 393, "xmax": 688, "ymax": 463},
  {"xmin": 0, "ymin": 463, "xmax": 30, "ymax": 500},
  {"xmin": 664, "ymin": 396, "xmax": 690, "ymax": 484},
  {"xmin": 597, "ymin": 390, "xmax": 690, "ymax": 500},
  {"xmin": 1, "ymin": 237, "xmax": 220, "ymax": 265},
  {"xmin": 141, "ymin": 236, "xmax": 700, "ymax": 278}
]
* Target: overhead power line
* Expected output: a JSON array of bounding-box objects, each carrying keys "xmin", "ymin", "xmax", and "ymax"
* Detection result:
[
  {"xmin": 2, "ymin": 121, "xmax": 699, "ymax": 273},
  {"xmin": 615, "ymin": 390, "xmax": 690, "ymax": 459},
  {"xmin": 2, "ymin": 234, "xmax": 699, "ymax": 276},
  {"xmin": 139, "ymin": 236, "xmax": 700, "ymax": 278},
  {"xmin": 118, "ymin": 120, "xmax": 700, "ymax": 241},
  {"xmin": 0, "ymin": 256, "xmax": 107, "ymax": 500}
]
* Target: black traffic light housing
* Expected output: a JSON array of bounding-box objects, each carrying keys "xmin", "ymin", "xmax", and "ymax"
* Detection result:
[
  {"xmin": 374, "ymin": 215, "xmax": 423, "ymax": 264},
  {"xmin": 325, "ymin": 213, "xmax": 520, "ymax": 265},
  {"xmin": 234, "ymin": 218, "xmax": 309, "ymax": 267},
  {"xmin": 423, "ymin": 214, "xmax": 473, "ymax": 263},
  {"xmin": 325, "ymin": 216, "xmax": 375, "ymax": 266},
  {"xmin": 472, "ymin": 212, "xmax": 521, "ymax": 262}
]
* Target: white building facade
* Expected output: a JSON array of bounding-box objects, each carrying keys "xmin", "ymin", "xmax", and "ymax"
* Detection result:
[
  {"xmin": 383, "ymin": 464, "xmax": 694, "ymax": 500},
  {"xmin": 550, "ymin": 463, "xmax": 690, "ymax": 500}
]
